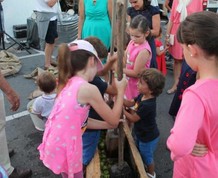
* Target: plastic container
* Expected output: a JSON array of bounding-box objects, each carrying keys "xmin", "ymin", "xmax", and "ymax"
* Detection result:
[
  {"xmin": 56, "ymin": 14, "xmax": 78, "ymax": 45},
  {"xmin": 27, "ymin": 99, "xmax": 45, "ymax": 131}
]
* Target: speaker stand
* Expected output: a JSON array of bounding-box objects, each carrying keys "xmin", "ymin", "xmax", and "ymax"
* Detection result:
[{"xmin": 0, "ymin": 31, "xmax": 31, "ymax": 54}]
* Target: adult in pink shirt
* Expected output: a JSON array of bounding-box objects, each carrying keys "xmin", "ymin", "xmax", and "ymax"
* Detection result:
[
  {"xmin": 165, "ymin": 0, "xmax": 203, "ymax": 94},
  {"xmin": 167, "ymin": 11, "xmax": 218, "ymax": 178}
]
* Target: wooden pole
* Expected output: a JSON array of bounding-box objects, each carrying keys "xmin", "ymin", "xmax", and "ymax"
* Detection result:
[
  {"xmin": 110, "ymin": 0, "xmax": 116, "ymax": 55},
  {"xmin": 115, "ymin": 1, "xmax": 149, "ymax": 177},
  {"xmin": 109, "ymin": 0, "xmax": 117, "ymax": 85},
  {"xmin": 116, "ymin": 0, "xmax": 125, "ymax": 167},
  {"xmin": 116, "ymin": 0, "xmax": 125, "ymax": 81}
]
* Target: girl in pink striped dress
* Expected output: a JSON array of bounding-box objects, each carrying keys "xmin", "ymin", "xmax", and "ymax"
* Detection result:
[{"xmin": 38, "ymin": 40, "xmax": 127, "ymax": 178}]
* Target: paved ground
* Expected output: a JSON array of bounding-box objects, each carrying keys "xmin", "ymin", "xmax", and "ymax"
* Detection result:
[
  {"xmin": 2, "ymin": 27, "xmax": 175, "ymax": 177},
  {"xmin": 4, "ymin": 48, "xmax": 61, "ymax": 178}
]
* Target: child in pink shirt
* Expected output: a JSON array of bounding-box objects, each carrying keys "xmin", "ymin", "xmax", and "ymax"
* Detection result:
[
  {"xmin": 124, "ymin": 15, "xmax": 152, "ymax": 100},
  {"xmin": 38, "ymin": 40, "xmax": 127, "ymax": 178},
  {"xmin": 167, "ymin": 11, "xmax": 218, "ymax": 178}
]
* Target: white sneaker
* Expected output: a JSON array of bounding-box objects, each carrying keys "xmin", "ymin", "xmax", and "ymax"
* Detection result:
[{"xmin": 147, "ymin": 172, "xmax": 156, "ymax": 178}]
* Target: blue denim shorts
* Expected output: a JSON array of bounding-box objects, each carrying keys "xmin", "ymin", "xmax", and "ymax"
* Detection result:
[
  {"xmin": 82, "ymin": 130, "xmax": 101, "ymax": 166},
  {"xmin": 136, "ymin": 137, "xmax": 159, "ymax": 165}
]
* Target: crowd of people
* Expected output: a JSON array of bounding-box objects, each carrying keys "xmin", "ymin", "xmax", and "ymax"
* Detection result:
[{"xmin": 0, "ymin": 0, "xmax": 218, "ymax": 178}]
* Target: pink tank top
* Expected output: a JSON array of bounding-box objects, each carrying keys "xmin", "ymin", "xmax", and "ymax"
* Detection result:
[{"xmin": 125, "ymin": 40, "xmax": 151, "ymax": 100}]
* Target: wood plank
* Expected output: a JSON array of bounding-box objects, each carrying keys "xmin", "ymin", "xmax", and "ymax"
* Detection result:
[
  {"xmin": 86, "ymin": 149, "xmax": 101, "ymax": 178},
  {"xmin": 122, "ymin": 121, "xmax": 148, "ymax": 178}
]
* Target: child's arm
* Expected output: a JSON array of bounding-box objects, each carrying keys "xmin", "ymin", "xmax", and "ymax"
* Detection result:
[
  {"xmin": 79, "ymin": 77, "xmax": 127, "ymax": 127},
  {"xmin": 106, "ymin": 82, "xmax": 117, "ymax": 96},
  {"xmin": 87, "ymin": 118, "xmax": 117, "ymax": 129},
  {"xmin": 123, "ymin": 108, "xmax": 140, "ymax": 123},
  {"xmin": 123, "ymin": 98, "xmax": 135, "ymax": 108},
  {"xmin": 97, "ymin": 53, "xmax": 117, "ymax": 76},
  {"xmin": 156, "ymin": 45, "xmax": 169, "ymax": 56},
  {"xmin": 167, "ymin": 91, "xmax": 204, "ymax": 161},
  {"xmin": 123, "ymin": 49, "xmax": 150, "ymax": 78}
]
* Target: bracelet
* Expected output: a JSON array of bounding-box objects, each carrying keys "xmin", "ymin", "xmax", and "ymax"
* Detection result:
[{"xmin": 166, "ymin": 34, "xmax": 170, "ymax": 38}]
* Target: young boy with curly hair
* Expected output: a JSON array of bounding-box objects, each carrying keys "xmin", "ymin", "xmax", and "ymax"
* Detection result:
[{"xmin": 123, "ymin": 68, "xmax": 165, "ymax": 178}]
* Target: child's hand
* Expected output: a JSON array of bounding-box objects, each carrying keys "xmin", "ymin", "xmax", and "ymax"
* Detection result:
[
  {"xmin": 108, "ymin": 52, "xmax": 117, "ymax": 63},
  {"xmin": 165, "ymin": 45, "xmax": 169, "ymax": 51},
  {"xmin": 114, "ymin": 75, "xmax": 127, "ymax": 93},
  {"xmin": 124, "ymin": 106, "xmax": 135, "ymax": 114},
  {"xmin": 191, "ymin": 143, "xmax": 208, "ymax": 157},
  {"xmin": 119, "ymin": 118, "xmax": 126, "ymax": 123}
]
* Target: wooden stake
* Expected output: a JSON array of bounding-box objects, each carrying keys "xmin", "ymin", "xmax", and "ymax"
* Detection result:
[
  {"xmin": 110, "ymin": 0, "xmax": 116, "ymax": 55},
  {"xmin": 116, "ymin": 0, "xmax": 125, "ymax": 167},
  {"xmin": 109, "ymin": 0, "xmax": 117, "ymax": 85},
  {"xmin": 123, "ymin": 121, "xmax": 148, "ymax": 178}
]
